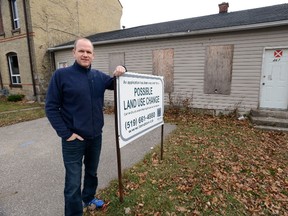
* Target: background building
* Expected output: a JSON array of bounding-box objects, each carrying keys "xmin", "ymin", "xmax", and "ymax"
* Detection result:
[
  {"xmin": 50, "ymin": 3, "xmax": 288, "ymax": 115},
  {"xmin": 0, "ymin": 0, "xmax": 123, "ymax": 101}
]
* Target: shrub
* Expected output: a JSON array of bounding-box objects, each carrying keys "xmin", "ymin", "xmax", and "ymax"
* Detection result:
[{"xmin": 7, "ymin": 94, "xmax": 25, "ymax": 102}]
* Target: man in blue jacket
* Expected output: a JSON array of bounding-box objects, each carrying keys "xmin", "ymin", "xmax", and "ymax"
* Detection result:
[{"xmin": 45, "ymin": 37, "xmax": 126, "ymax": 216}]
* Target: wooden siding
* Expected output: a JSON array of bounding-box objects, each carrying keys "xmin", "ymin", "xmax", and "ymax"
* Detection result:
[{"xmin": 53, "ymin": 27, "xmax": 288, "ymax": 113}]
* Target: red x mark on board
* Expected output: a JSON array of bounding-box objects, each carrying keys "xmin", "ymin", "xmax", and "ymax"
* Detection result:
[{"xmin": 274, "ymin": 50, "xmax": 283, "ymax": 58}]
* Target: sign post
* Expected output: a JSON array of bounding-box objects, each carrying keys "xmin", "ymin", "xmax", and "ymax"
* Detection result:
[
  {"xmin": 113, "ymin": 77, "xmax": 124, "ymax": 202},
  {"xmin": 114, "ymin": 72, "xmax": 164, "ymax": 202}
]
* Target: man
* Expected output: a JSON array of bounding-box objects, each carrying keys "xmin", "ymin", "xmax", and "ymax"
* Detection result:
[{"xmin": 45, "ymin": 38, "xmax": 126, "ymax": 216}]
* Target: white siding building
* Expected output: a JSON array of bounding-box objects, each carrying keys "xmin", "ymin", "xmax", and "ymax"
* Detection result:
[{"xmin": 48, "ymin": 3, "xmax": 288, "ymax": 114}]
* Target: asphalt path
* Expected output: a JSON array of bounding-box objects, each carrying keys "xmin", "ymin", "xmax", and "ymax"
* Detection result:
[{"xmin": 0, "ymin": 115, "xmax": 176, "ymax": 216}]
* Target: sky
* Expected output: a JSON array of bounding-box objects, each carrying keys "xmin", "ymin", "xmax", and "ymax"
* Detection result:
[{"xmin": 120, "ymin": 0, "xmax": 288, "ymax": 28}]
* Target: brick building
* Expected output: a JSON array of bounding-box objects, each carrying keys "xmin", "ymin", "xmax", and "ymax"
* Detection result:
[{"xmin": 0, "ymin": 0, "xmax": 123, "ymax": 101}]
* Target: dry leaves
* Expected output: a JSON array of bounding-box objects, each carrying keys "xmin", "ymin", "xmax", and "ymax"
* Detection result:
[
  {"xmin": 87, "ymin": 110, "xmax": 288, "ymax": 215},
  {"xmin": 165, "ymin": 112, "xmax": 288, "ymax": 215}
]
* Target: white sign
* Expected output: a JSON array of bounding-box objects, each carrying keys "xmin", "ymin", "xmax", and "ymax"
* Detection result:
[{"xmin": 116, "ymin": 72, "xmax": 164, "ymax": 148}]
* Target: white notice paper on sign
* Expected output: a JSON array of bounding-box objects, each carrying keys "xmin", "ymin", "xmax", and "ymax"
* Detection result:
[{"xmin": 116, "ymin": 72, "xmax": 164, "ymax": 148}]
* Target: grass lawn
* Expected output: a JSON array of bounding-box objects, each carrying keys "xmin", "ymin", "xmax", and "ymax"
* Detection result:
[{"xmin": 0, "ymin": 100, "xmax": 45, "ymax": 127}]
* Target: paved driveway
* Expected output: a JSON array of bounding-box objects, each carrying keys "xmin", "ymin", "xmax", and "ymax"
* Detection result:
[{"xmin": 0, "ymin": 115, "xmax": 176, "ymax": 216}]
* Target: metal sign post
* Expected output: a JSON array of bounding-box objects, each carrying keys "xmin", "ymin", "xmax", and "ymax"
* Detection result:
[
  {"xmin": 113, "ymin": 77, "xmax": 124, "ymax": 202},
  {"xmin": 160, "ymin": 124, "xmax": 164, "ymax": 160}
]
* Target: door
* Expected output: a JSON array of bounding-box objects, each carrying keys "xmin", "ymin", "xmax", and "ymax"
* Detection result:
[{"xmin": 260, "ymin": 48, "xmax": 288, "ymax": 109}]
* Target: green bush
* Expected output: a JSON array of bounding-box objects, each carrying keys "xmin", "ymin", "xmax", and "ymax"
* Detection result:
[{"xmin": 7, "ymin": 94, "xmax": 25, "ymax": 102}]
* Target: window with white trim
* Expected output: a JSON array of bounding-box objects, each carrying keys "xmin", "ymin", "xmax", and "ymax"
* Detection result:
[
  {"xmin": 58, "ymin": 62, "xmax": 68, "ymax": 68},
  {"xmin": 7, "ymin": 53, "xmax": 21, "ymax": 85},
  {"xmin": 10, "ymin": 0, "xmax": 20, "ymax": 29}
]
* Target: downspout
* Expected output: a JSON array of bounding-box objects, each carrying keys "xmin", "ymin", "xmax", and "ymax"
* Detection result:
[
  {"xmin": 23, "ymin": 0, "xmax": 37, "ymax": 98},
  {"xmin": 50, "ymin": 50, "xmax": 56, "ymax": 72},
  {"xmin": 0, "ymin": 71, "xmax": 3, "ymax": 89}
]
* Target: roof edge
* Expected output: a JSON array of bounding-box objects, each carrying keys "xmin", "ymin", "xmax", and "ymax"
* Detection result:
[{"xmin": 48, "ymin": 19, "xmax": 288, "ymax": 52}]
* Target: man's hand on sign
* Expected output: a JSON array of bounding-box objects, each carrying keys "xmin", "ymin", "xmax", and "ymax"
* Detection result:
[{"xmin": 113, "ymin": 65, "xmax": 127, "ymax": 77}]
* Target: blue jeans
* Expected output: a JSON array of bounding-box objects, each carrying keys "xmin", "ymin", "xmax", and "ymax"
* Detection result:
[{"xmin": 61, "ymin": 135, "xmax": 102, "ymax": 216}]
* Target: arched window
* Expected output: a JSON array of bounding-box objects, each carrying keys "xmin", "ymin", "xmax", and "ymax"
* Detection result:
[{"xmin": 7, "ymin": 52, "xmax": 21, "ymax": 85}]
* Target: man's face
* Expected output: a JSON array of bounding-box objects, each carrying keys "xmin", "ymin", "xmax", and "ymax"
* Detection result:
[{"xmin": 73, "ymin": 39, "xmax": 94, "ymax": 68}]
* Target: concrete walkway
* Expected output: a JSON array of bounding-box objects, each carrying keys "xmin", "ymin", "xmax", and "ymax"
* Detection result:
[{"xmin": 0, "ymin": 115, "xmax": 176, "ymax": 216}]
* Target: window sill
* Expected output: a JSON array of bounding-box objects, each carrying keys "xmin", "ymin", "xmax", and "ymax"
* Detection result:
[{"xmin": 11, "ymin": 28, "xmax": 21, "ymax": 34}]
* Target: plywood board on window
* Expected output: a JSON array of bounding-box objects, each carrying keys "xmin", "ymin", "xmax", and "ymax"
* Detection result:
[
  {"xmin": 109, "ymin": 52, "xmax": 125, "ymax": 76},
  {"xmin": 152, "ymin": 49, "xmax": 174, "ymax": 93},
  {"xmin": 204, "ymin": 45, "xmax": 233, "ymax": 95}
]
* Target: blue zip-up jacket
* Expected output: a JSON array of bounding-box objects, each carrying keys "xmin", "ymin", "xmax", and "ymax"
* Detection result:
[{"xmin": 45, "ymin": 61, "xmax": 114, "ymax": 140}]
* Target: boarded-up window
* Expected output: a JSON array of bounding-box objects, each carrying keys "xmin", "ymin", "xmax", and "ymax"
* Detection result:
[
  {"xmin": 109, "ymin": 52, "xmax": 125, "ymax": 76},
  {"xmin": 152, "ymin": 49, "xmax": 174, "ymax": 93},
  {"xmin": 204, "ymin": 45, "xmax": 233, "ymax": 95}
]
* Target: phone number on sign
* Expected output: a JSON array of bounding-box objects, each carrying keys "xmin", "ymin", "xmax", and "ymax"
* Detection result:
[{"xmin": 124, "ymin": 112, "xmax": 155, "ymax": 130}]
